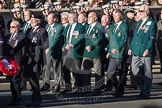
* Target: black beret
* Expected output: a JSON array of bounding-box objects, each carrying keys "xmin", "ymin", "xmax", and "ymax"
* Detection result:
[
  {"xmin": 125, "ymin": 9, "xmax": 135, "ymax": 14},
  {"xmin": 32, "ymin": 13, "xmax": 42, "ymax": 19}
]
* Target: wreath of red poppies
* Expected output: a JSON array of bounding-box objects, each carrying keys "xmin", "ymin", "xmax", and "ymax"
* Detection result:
[{"xmin": 0, "ymin": 57, "xmax": 19, "ymax": 76}]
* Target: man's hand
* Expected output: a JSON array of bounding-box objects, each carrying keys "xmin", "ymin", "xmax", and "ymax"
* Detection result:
[
  {"xmin": 143, "ymin": 50, "xmax": 149, "ymax": 57},
  {"xmin": 111, "ymin": 49, "xmax": 118, "ymax": 54},
  {"xmin": 128, "ymin": 49, "xmax": 132, "ymax": 55},
  {"xmin": 85, "ymin": 46, "xmax": 91, "ymax": 52},
  {"xmin": 65, "ymin": 44, "xmax": 73, "ymax": 50},
  {"xmin": 106, "ymin": 53, "xmax": 110, "ymax": 59},
  {"xmin": 62, "ymin": 48, "xmax": 65, "ymax": 52},
  {"xmin": 45, "ymin": 48, "xmax": 49, "ymax": 55}
]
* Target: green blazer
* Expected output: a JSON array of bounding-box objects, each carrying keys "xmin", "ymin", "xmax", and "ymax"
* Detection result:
[
  {"xmin": 108, "ymin": 21, "xmax": 128, "ymax": 58},
  {"xmin": 130, "ymin": 17, "xmax": 157, "ymax": 57},
  {"xmin": 64, "ymin": 23, "xmax": 85, "ymax": 59},
  {"xmin": 46, "ymin": 23, "xmax": 64, "ymax": 58},
  {"xmin": 83, "ymin": 22, "xmax": 105, "ymax": 59}
]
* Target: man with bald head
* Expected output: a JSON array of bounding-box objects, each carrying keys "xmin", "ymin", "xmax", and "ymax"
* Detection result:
[
  {"xmin": 128, "ymin": 4, "xmax": 157, "ymax": 99},
  {"xmin": 3, "ymin": 20, "xmax": 26, "ymax": 106},
  {"xmin": 81, "ymin": 11, "xmax": 105, "ymax": 94},
  {"xmin": 42, "ymin": 13, "xmax": 64, "ymax": 93}
]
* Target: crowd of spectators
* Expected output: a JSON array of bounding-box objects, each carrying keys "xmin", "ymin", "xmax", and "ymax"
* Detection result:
[{"xmin": 0, "ymin": 0, "xmax": 160, "ymax": 10}]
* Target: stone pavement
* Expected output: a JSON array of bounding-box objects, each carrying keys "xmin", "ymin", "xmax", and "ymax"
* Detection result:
[{"xmin": 0, "ymin": 60, "xmax": 162, "ymax": 108}]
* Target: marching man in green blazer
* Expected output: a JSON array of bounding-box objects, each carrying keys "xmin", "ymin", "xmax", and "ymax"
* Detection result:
[
  {"xmin": 62, "ymin": 12, "xmax": 85, "ymax": 92},
  {"xmin": 128, "ymin": 4, "xmax": 157, "ymax": 99},
  {"xmin": 41, "ymin": 13, "xmax": 64, "ymax": 92},
  {"xmin": 106, "ymin": 9, "xmax": 128, "ymax": 97},
  {"xmin": 81, "ymin": 11, "xmax": 105, "ymax": 94}
]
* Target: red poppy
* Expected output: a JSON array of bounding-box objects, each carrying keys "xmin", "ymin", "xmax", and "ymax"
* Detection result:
[
  {"xmin": 35, "ymin": 29, "xmax": 40, "ymax": 32},
  {"xmin": 12, "ymin": 36, "xmax": 16, "ymax": 41}
]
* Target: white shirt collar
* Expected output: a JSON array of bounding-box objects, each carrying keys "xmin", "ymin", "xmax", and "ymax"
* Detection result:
[
  {"xmin": 116, "ymin": 21, "xmax": 122, "ymax": 25},
  {"xmin": 33, "ymin": 26, "xmax": 39, "ymax": 32},
  {"xmin": 27, "ymin": 20, "xmax": 31, "ymax": 24},
  {"xmin": 90, "ymin": 22, "xmax": 97, "ymax": 28},
  {"xmin": 50, "ymin": 23, "xmax": 55, "ymax": 28}
]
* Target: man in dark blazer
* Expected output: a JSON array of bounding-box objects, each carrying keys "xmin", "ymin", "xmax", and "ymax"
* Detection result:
[
  {"xmin": 21, "ymin": 9, "xmax": 33, "ymax": 90},
  {"xmin": 3, "ymin": 20, "xmax": 26, "ymax": 106},
  {"xmin": 128, "ymin": 4, "xmax": 157, "ymax": 99},
  {"xmin": 25, "ymin": 13, "xmax": 48, "ymax": 107}
]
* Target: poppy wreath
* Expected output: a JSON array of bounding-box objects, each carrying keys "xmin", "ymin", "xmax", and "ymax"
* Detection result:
[{"xmin": 0, "ymin": 57, "xmax": 19, "ymax": 76}]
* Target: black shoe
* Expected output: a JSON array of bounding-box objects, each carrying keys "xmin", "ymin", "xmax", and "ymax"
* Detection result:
[
  {"xmin": 71, "ymin": 88, "xmax": 79, "ymax": 93},
  {"xmin": 40, "ymin": 84, "xmax": 50, "ymax": 91},
  {"xmin": 61, "ymin": 89, "xmax": 71, "ymax": 93},
  {"xmin": 137, "ymin": 93, "xmax": 150, "ymax": 99},
  {"xmin": 92, "ymin": 91, "xmax": 101, "ymax": 96},
  {"xmin": 21, "ymin": 87, "xmax": 28, "ymax": 91},
  {"xmin": 114, "ymin": 93, "xmax": 123, "ymax": 97},
  {"xmin": 27, "ymin": 101, "xmax": 40, "ymax": 107},
  {"xmin": 126, "ymin": 85, "xmax": 137, "ymax": 90},
  {"xmin": 8, "ymin": 101, "xmax": 20, "ymax": 106},
  {"xmin": 53, "ymin": 85, "xmax": 60, "ymax": 92},
  {"xmin": 114, "ymin": 87, "xmax": 124, "ymax": 97}
]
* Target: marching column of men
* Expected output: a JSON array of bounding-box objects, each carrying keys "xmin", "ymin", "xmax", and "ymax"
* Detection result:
[{"xmin": 2, "ymin": 4, "xmax": 159, "ymax": 107}]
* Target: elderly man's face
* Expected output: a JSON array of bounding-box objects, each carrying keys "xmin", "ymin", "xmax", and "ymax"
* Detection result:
[
  {"xmin": 88, "ymin": 12, "xmax": 97, "ymax": 24},
  {"xmin": 31, "ymin": 16, "xmax": 40, "ymax": 27},
  {"xmin": 47, "ymin": 14, "xmax": 56, "ymax": 25},
  {"xmin": 24, "ymin": 11, "xmax": 30, "ymax": 22},
  {"xmin": 10, "ymin": 22, "xmax": 20, "ymax": 34},
  {"xmin": 78, "ymin": 14, "xmax": 86, "ymax": 24},
  {"xmin": 139, "ymin": 5, "xmax": 148, "ymax": 19},
  {"xmin": 113, "ymin": 12, "xmax": 122, "ymax": 23},
  {"xmin": 61, "ymin": 15, "xmax": 68, "ymax": 25},
  {"xmin": 101, "ymin": 16, "xmax": 109, "ymax": 27},
  {"xmin": 68, "ymin": 14, "xmax": 77, "ymax": 25}
]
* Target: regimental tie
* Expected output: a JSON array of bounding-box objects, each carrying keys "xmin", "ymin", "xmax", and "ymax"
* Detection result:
[
  {"xmin": 32, "ymin": 27, "xmax": 35, "ymax": 33},
  {"xmin": 113, "ymin": 23, "xmax": 118, "ymax": 33},
  {"xmin": 67, "ymin": 25, "xmax": 72, "ymax": 44},
  {"xmin": 24, "ymin": 23, "xmax": 29, "ymax": 32},
  {"xmin": 9, "ymin": 33, "xmax": 16, "ymax": 42},
  {"xmin": 47, "ymin": 25, "xmax": 51, "ymax": 32},
  {"xmin": 87, "ymin": 25, "xmax": 91, "ymax": 34}
]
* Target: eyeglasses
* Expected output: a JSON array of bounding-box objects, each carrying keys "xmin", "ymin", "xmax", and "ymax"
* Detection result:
[
  {"xmin": 10, "ymin": 26, "xmax": 17, "ymax": 28},
  {"xmin": 61, "ymin": 18, "xmax": 67, "ymax": 20},
  {"xmin": 138, "ymin": 10, "xmax": 145, "ymax": 13}
]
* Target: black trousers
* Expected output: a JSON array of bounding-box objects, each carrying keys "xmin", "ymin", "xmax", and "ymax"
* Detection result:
[
  {"xmin": 29, "ymin": 72, "xmax": 41, "ymax": 102},
  {"xmin": 159, "ymin": 51, "xmax": 162, "ymax": 72},
  {"xmin": 26, "ymin": 58, "xmax": 41, "ymax": 103},
  {"xmin": 9, "ymin": 69, "xmax": 21, "ymax": 101}
]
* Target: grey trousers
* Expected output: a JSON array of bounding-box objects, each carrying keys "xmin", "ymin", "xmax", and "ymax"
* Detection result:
[
  {"xmin": 131, "ymin": 55, "xmax": 152, "ymax": 96},
  {"xmin": 42, "ymin": 54, "xmax": 53, "ymax": 86},
  {"xmin": 81, "ymin": 57, "xmax": 102, "ymax": 90}
]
